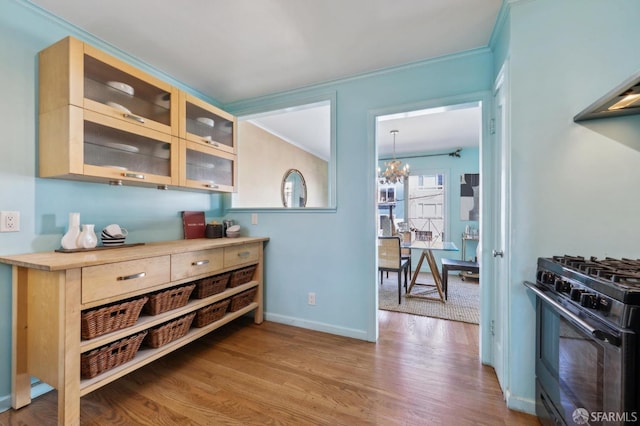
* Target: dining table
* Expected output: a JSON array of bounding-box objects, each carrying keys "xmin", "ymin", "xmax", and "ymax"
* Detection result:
[{"xmin": 402, "ymin": 240, "xmax": 459, "ymax": 303}]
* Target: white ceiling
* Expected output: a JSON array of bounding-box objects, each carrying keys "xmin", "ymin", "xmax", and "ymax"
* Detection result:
[
  {"xmin": 247, "ymin": 103, "xmax": 331, "ymax": 161},
  {"xmin": 27, "ymin": 0, "xmax": 499, "ymax": 156},
  {"xmin": 377, "ymin": 103, "xmax": 482, "ymax": 157}
]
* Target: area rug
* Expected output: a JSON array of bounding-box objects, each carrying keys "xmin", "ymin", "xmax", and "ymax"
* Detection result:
[{"xmin": 378, "ymin": 272, "xmax": 480, "ymax": 324}]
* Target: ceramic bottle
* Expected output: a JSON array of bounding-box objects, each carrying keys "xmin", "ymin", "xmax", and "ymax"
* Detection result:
[
  {"xmin": 77, "ymin": 224, "xmax": 97, "ymax": 249},
  {"xmin": 60, "ymin": 212, "xmax": 81, "ymax": 249}
]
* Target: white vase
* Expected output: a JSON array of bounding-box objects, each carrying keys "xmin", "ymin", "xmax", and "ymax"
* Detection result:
[
  {"xmin": 61, "ymin": 212, "xmax": 81, "ymax": 249},
  {"xmin": 77, "ymin": 224, "xmax": 97, "ymax": 249}
]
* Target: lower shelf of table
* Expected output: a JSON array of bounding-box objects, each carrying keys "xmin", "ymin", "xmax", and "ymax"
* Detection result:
[
  {"xmin": 460, "ymin": 271, "xmax": 480, "ymax": 280},
  {"xmin": 80, "ymin": 280, "xmax": 258, "ymax": 352},
  {"xmin": 79, "ymin": 301, "xmax": 258, "ymax": 396}
]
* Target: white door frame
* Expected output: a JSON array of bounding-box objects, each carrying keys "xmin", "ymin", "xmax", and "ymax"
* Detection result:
[
  {"xmin": 486, "ymin": 59, "xmax": 512, "ymax": 397},
  {"xmin": 369, "ymin": 91, "xmax": 493, "ymax": 348}
]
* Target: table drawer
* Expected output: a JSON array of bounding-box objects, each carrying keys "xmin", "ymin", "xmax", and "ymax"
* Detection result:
[
  {"xmin": 171, "ymin": 248, "xmax": 223, "ymax": 281},
  {"xmin": 82, "ymin": 255, "xmax": 170, "ymax": 304},
  {"xmin": 224, "ymin": 243, "xmax": 260, "ymax": 268}
]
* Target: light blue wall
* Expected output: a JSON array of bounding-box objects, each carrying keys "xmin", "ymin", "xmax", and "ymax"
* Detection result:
[
  {"xmin": 378, "ymin": 148, "xmax": 480, "ymax": 268},
  {"xmin": 490, "ymin": 1, "xmax": 510, "ymax": 76},
  {"xmin": 0, "ymin": 0, "xmax": 226, "ymax": 408},
  {"xmin": 224, "ymin": 56, "xmax": 492, "ymax": 342},
  {"xmin": 493, "ymin": 0, "xmax": 640, "ymax": 413}
]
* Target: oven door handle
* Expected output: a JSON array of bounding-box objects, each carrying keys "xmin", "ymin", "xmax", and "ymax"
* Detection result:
[{"xmin": 524, "ymin": 281, "xmax": 621, "ymax": 347}]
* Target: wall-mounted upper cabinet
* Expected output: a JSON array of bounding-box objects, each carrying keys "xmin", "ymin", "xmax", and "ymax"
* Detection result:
[
  {"xmin": 39, "ymin": 36, "xmax": 179, "ymax": 135},
  {"xmin": 180, "ymin": 140, "xmax": 236, "ymax": 192},
  {"xmin": 39, "ymin": 106, "xmax": 179, "ymax": 187},
  {"xmin": 38, "ymin": 36, "xmax": 236, "ymax": 192},
  {"xmin": 179, "ymin": 92, "xmax": 236, "ymax": 155}
]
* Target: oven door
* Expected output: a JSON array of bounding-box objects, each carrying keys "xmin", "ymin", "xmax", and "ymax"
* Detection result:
[{"xmin": 525, "ymin": 281, "xmax": 637, "ymax": 426}]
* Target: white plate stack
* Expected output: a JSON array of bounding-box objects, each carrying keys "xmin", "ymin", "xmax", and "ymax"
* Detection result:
[
  {"xmin": 226, "ymin": 224, "xmax": 241, "ymax": 238},
  {"xmin": 101, "ymin": 224, "xmax": 128, "ymax": 246}
]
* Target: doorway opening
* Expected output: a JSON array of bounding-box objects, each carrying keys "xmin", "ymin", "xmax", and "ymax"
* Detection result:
[{"xmin": 375, "ymin": 101, "xmax": 482, "ymax": 325}]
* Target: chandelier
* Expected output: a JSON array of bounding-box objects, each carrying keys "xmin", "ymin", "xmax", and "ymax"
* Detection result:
[{"xmin": 379, "ymin": 130, "xmax": 409, "ymax": 184}]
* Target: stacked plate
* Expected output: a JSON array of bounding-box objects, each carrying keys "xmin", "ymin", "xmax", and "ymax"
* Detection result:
[
  {"xmin": 226, "ymin": 224, "xmax": 241, "ymax": 238},
  {"xmin": 101, "ymin": 224, "xmax": 128, "ymax": 246}
]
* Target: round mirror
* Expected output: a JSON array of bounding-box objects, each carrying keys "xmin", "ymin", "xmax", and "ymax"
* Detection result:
[{"xmin": 281, "ymin": 169, "xmax": 307, "ymax": 208}]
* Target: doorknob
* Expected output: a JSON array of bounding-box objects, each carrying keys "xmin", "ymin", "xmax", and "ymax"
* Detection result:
[{"xmin": 493, "ymin": 250, "xmax": 504, "ymax": 258}]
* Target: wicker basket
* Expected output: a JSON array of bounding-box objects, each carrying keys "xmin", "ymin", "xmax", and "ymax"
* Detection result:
[
  {"xmin": 144, "ymin": 312, "xmax": 196, "ymax": 348},
  {"xmin": 229, "ymin": 288, "xmax": 258, "ymax": 312},
  {"xmin": 144, "ymin": 284, "xmax": 195, "ymax": 315},
  {"xmin": 193, "ymin": 273, "xmax": 230, "ymax": 299},
  {"xmin": 194, "ymin": 299, "xmax": 231, "ymax": 327},
  {"xmin": 81, "ymin": 331, "xmax": 147, "ymax": 379},
  {"xmin": 81, "ymin": 296, "xmax": 148, "ymax": 340},
  {"xmin": 229, "ymin": 265, "xmax": 257, "ymax": 288}
]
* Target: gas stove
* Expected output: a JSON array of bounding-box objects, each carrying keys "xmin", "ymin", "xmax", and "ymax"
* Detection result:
[
  {"xmin": 530, "ymin": 255, "xmax": 640, "ymax": 426},
  {"xmin": 536, "ymin": 255, "xmax": 640, "ymax": 330}
]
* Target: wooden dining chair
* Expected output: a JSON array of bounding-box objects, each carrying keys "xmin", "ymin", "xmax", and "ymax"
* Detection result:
[
  {"xmin": 378, "ymin": 236, "xmax": 410, "ymax": 304},
  {"xmin": 399, "ymin": 230, "xmax": 412, "ymax": 276}
]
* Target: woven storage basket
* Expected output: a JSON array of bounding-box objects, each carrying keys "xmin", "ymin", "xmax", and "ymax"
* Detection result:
[
  {"xmin": 194, "ymin": 299, "xmax": 231, "ymax": 327},
  {"xmin": 81, "ymin": 331, "xmax": 147, "ymax": 379},
  {"xmin": 81, "ymin": 296, "xmax": 148, "ymax": 340},
  {"xmin": 229, "ymin": 288, "xmax": 258, "ymax": 312},
  {"xmin": 229, "ymin": 265, "xmax": 257, "ymax": 288},
  {"xmin": 193, "ymin": 273, "xmax": 230, "ymax": 299},
  {"xmin": 144, "ymin": 284, "xmax": 195, "ymax": 315},
  {"xmin": 145, "ymin": 312, "xmax": 195, "ymax": 348}
]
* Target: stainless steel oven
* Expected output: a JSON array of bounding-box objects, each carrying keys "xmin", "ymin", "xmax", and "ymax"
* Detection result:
[{"xmin": 525, "ymin": 256, "xmax": 640, "ymax": 426}]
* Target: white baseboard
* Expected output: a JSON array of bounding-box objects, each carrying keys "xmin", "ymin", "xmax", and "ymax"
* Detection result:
[
  {"xmin": 0, "ymin": 381, "xmax": 53, "ymax": 414},
  {"xmin": 31, "ymin": 382, "xmax": 53, "ymax": 399},
  {"xmin": 507, "ymin": 392, "xmax": 536, "ymax": 415},
  {"xmin": 0, "ymin": 394, "xmax": 9, "ymax": 413},
  {"xmin": 265, "ymin": 312, "xmax": 370, "ymax": 341}
]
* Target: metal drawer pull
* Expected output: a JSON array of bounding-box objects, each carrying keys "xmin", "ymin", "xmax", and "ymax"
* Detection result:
[
  {"xmin": 192, "ymin": 260, "xmax": 210, "ymax": 266},
  {"xmin": 204, "ymin": 139, "xmax": 219, "ymax": 147},
  {"xmin": 206, "ymin": 184, "xmax": 219, "ymax": 189},
  {"xmin": 123, "ymin": 113, "xmax": 145, "ymax": 123},
  {"xmin": 117, "ymin": 272, "xmax": 146, "ymax": 281},
  {"xmin": 124, "ymin": 172, "xmax": 145, "ymax": 180},
  {"xmin": 237, "ymin": 251, "xmax": 250, "ymax": 258}
]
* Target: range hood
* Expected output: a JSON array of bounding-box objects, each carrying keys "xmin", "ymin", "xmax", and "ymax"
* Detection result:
[{"xmin": 574, "ymin": 71, "xmax": 640, "ymax": 121}]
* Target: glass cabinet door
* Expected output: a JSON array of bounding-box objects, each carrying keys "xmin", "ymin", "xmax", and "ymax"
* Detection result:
[
  {"xmin": 180, "ymin": 92, "xmax": 236, "ymax": 154},
  {"xmin": 181, "ymin": 140, "xmax": 235, "ymax": 192},
  {"xmin": 82, "ymin": 110, "xmax": 178, "ymax": 186},
  {"xmin": 38, "ymin": 36, "xmax": 241, "ymax": 193},
  {"xmin": 81, "ymin": 43, "xmax": 178, "ymax": 136}
]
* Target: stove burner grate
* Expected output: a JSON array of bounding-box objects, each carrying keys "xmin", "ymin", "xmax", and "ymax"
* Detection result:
[{"xmin": 551, "ymin": 255, "xmax": 640, "ymax": 287}]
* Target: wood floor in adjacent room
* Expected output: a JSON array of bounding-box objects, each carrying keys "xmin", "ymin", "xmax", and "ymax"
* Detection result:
[{"xmin": 0, "ymin": 312, "xmax": 539, "ymax": 425}]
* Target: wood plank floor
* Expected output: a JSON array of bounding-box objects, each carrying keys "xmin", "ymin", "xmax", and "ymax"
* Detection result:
[{"xmin": 0, "ymin": 312, "xmax": 539, "ymax": 425}]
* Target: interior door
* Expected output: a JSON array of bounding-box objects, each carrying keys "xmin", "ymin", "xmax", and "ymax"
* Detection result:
[{"xmin": 492, "ymin": 63, "xmax": 510, "ymax": 393}]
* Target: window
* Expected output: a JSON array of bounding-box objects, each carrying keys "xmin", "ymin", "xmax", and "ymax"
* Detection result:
[
  {"xmin": 378, "ymin": 186, "xmax": 395, "ymax": 203},
  {"xmin": 377, "ymin": 181, "xmax": 405, "ymax": 236},
  {"xmin": 407, "ymin": 172, "xmax": 446, "ymax": 241}
]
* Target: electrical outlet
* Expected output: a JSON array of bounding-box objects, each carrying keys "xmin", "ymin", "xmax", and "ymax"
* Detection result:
[
  {"xmin": 308, "ymin": 292, "xmax": 316, "ymax": 305},
  {"xmin": 0, "ymin": 211, "xmax": 20, "ymax": 232},
  {"xmin": 251, "ymin": 213, "xmax": 258, "ymax": 225}
]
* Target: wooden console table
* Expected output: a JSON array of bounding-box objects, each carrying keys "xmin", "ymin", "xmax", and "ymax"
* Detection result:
[{"xmin": 0, "ymin": 237, "xmax": 268, "ymax": 426}]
